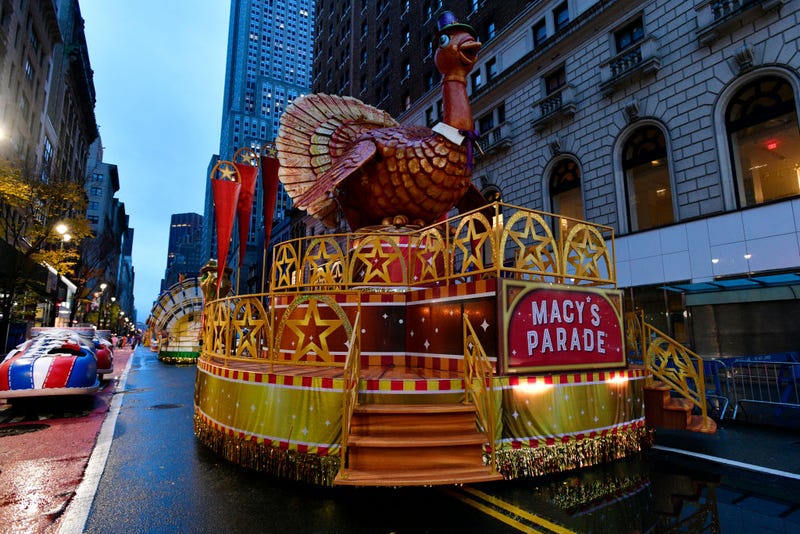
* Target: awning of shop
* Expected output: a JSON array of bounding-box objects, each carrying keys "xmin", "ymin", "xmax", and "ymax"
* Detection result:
[{"xmin": 663, "ymin": 272, "xmax": 800, "ymax": 306}]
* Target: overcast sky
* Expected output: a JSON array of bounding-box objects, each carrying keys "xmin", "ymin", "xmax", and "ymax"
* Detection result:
[{"xmin": 81, "ymin": 1, "xmax": 230, "ymax": 322}]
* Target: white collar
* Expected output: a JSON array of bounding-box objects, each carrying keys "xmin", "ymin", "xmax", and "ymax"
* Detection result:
[{"xmin": 432, "ymin": 122, "xmax": 465, "ymax": 145}]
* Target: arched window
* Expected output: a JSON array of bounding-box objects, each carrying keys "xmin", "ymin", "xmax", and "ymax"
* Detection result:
[
  {"xmin": 549, "ymin": 157, "xmax": 583, "ymax": 235},
  {"xmin": 726, "ymin": 75, "xmax": 800, "ymax": 207},
  {"xmin": 622, "ymin": 125, "xmax": 674, "ymax": 231}
]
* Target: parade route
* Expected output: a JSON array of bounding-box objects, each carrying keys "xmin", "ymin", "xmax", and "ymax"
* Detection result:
[{"xmin": 0, "ymin": 347, "xmax": 133, "ymax": 533}]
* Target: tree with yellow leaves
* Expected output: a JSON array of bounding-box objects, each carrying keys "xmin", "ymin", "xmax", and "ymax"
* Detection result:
[{"xmin": 0, "ymin": 158, "xmax": 91, "ymax": 349}]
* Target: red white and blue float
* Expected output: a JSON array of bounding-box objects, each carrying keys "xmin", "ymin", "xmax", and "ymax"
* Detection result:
[{"xmin": 0, "ymin": 327, "xmax": 101, "ymax": 399}]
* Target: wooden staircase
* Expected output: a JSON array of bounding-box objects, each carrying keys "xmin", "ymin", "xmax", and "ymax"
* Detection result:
[
  {"xmin": 644, "ymin": 381, "xmax": 717, "ymax": 434},
  {"xmin": 334, "ymin": 402, "xmax": 504, "ymax": 487}
]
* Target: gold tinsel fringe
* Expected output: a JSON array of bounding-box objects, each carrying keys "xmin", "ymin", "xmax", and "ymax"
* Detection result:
[
  {"xmin": 494, "ymin": 426, "xmax": 654, "ymax": 480},
  {"xmin": 194, "ymin": 413, "xmax": 341, "ymax": 486}
]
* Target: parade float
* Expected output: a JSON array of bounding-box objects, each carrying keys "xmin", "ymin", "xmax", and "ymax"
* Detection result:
[
  {"xmin": 193, "ymin": 12, "xmax": 659, "ymax": 487},
  {"xmin": 0, "ymin": 327, "xmax": 103, "ymax": 398},
  {"xmin": 145, "ymin": 277, "xmax": 205, "ymax": 363}
]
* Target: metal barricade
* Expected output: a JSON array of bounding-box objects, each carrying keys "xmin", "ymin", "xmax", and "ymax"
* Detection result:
[
  {"xmin": 730, "ymin": 360, "xmax": 800, "ymax": 419},
  {"xmin": 703, "ymin": 358, "xmax": 730, "ymax": 420}
]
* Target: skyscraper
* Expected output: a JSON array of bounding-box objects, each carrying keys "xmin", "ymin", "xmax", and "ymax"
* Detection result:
[
  {"xmin": 202, "ymin": 0, "xmax": 316, "ymax": 288},
  {"xmin": 162, "ymin": 213, "xmax": 203, "ymax": 292}
]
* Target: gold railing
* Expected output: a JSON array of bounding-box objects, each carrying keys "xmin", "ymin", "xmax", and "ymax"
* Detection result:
[
  {"xmin": 625, "ymin": 311, "xmax": 710, "ymax": 428},
  {"xmin": 201, "ymin": 203, "xmax": 615, "ymax": 365},
  {"xmin": 463, "ymin": 315, "xmax": 497, "ymax": 473},
  {"xmin": 202, "ymin": 294, "xmax": 271, "ymax": 365},
  {"xmin": 341, "ymin": 312, "xmax": 362, "ymax": 468},
  {"xmin": 270, "ymin": 202, "xmax": 615, "ymax": 292}
]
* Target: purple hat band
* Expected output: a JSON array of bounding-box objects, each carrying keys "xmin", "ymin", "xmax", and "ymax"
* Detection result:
[{"xmin": 436, "ymin": 11, "xmax": 478, "ymax": 39}]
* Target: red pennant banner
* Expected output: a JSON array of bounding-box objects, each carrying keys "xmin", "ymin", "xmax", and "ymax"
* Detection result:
[
  {"xmin": 234, "ymin": 161, "xmax": 258, "ymax": 267},
  {"xmin": 211, "ymin": 161, "xmax": 241, "ymax": 295},
  {"xmin": 261, "ymin": 143, "xmax": 280, "ymax": 252}
]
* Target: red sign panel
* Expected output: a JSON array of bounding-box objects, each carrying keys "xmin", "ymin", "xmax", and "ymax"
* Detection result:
[{"xmin": 501, "ymin": 280, "xmax": 625, "ymax": 373}]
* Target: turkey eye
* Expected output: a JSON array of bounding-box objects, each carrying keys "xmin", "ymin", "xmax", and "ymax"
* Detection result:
[{"xmin": 438, "ymin": 34, "xmax": 450, "ymax": 48}]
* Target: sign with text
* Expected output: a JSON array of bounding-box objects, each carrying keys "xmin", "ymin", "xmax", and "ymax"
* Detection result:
[{"xmin": 500, "ymin": 280, "xmax": 625, "ymax": 373}]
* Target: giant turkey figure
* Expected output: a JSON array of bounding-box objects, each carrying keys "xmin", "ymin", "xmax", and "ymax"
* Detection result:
[{"xmin": 276, "ymin": 11, "xmax": 485, "ymax": 230}]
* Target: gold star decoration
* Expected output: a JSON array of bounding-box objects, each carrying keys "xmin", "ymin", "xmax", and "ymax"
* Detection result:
[
  {"xmin": 212, "ymin": 160, "xmax": 239, "ymax": 182},
  {"xmin": 285, "ymin": 299, "xmax": 342, "ymax": 362},
  {"xmin": 234, "ymin": 147, "xmax": 259, "ymax": 167},
  {"xmin": 563, "ymin": 225, "xmax": 611, "ymax": 282}
]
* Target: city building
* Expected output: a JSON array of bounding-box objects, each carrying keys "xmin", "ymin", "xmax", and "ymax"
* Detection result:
[
  {"xmin": 202, "ymin": 0, "xmax": 316, "ymax": 292},
  {"xmin": 312, "ymin": 0, "xmax": 523, "ymax": 120},
  {"xmin": 161, "ymin": 212, "xmax": 204, "ymax": 292},
  {"xmin": 0, "ymin": 0, "xmax": 106, "ymax": 345},
  {"xmin": 79, "ymin": 138, "xmax": 131, "ymax": 326}
]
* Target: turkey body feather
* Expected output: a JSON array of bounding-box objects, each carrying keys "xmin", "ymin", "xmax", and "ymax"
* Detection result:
[{"xmin": 277, "ymin": 94, "xmax": 470, "ymax": 229}]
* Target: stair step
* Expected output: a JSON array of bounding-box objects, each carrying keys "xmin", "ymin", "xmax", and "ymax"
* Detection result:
[
  {"xmin": 350, "ymin": 404, "xmax": 477, "ymax": 437},
  {"xmin": 686, "ymin": 415, "xmax": 717, "ymax": 434},
  {"xmin": 354, "ymin": 403, "xmax": 477, "ymax": 414},
  {"xmin": 334, "ymin": 466, "xmax": 504, "ymax": 487},
  {"xmin": 348, "ymin": 433, "xmax": 487, "ymax": 448}
]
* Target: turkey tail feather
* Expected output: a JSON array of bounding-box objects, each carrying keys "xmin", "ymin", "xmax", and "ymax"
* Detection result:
[{"xmin": 276, "ymin": 94, "xmax": 398, "ymax": 225}]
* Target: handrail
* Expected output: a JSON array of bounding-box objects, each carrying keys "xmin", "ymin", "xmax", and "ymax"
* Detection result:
[
  {"xmin": 341, "ymin": 312, "xmax": 361, "ymax": 468},
  {"xmin": 463, "ymin": 315, "xmax": 497, "ymax": 473},
  {"xmin": 625, "ymin": 311, "xmax": 710, "ymax": 429}
]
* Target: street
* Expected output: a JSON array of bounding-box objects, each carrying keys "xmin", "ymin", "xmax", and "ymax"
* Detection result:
[
  {"xmin": 4, "ymin": 345, "xmax": 799, "ymax": 532},
  {"xmin": 61, "ymin": 346, "xmax": 800, "ymax": 533}
]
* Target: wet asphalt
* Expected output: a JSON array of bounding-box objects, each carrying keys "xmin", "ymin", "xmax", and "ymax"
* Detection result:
[
  {"xmin": 80, "ymin": 346, "xmax": 800, "ymax": 533},
  {"xmin": 82, "ymin": 346, "xmax": 519, "ymax": 533}
]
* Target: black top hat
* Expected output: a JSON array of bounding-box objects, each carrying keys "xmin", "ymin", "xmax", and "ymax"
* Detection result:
[{"xmin": 436, "ymin": 11, "xmax": 478, "ymax": 39}]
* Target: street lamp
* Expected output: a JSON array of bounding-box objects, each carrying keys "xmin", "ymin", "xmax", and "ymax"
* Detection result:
[
  {"xmin": 55, "ymin": 223, "xmax": 71, "ymax": 250},
  {"xmin": 99, "ymin": 283, "xmax": 108, "ymax": 328}
]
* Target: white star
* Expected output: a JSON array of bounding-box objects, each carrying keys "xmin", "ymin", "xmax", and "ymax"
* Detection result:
[
  {"xmin": 512, "ymin": 411, "xmax": 519, "ymax": 419},
  {"xmin": 424, "ymin": 339, "xmax": 430, "ymax": 350}
]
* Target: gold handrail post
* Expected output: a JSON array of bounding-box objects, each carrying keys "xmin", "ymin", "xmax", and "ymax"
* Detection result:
[
  {"xmin": 341, "ymin": 310, "xmax": 362, "ymax": 471},
  {"xmin": 463, "ymin": 315, "xmax": 497, "ymax": 473}
]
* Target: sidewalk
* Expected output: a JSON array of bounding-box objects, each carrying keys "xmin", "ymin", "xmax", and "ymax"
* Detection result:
[{"xmin": 0, "ymin": 347, "xmax": 133, "ymax": 533}]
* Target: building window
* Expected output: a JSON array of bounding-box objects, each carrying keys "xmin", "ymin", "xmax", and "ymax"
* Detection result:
[
  {"xmin": 533, "ymin": 19, "xmax": 547, "ymax": 48},
  {"xmin": 553, "ymin": 2, "xmax": 569, "ymax": 32},
  {"xmin": 545, "ymin": 66, "xmax": 566, "ymax": 95},
  {"xmin": 614, "ymin": 16, "xmax": 644, "ymax": 52},
  {"xmin": 486, "ymin": 57, "xmax": 497, "ymax": 83},
  {"xmin": 90, "ymin": 187, "xmax": 103, "ymax": 196},
  {"xmin": 549, "ymin": 157, "xmax": 584, "ymax": 236},
  {"xmin": 485, "ymin": 21, "xmax": 496, "ymax": 41},
  {"xmin": 726, "ymin": 75, "xmax": 800, "ymax": 208},
  {"xmin": 471, "ymin": 70, "xmax": 482, "ymax": 92},
  {"xmin": 622, "ymin": 125, "xmax": 674, "ymax": 231}
]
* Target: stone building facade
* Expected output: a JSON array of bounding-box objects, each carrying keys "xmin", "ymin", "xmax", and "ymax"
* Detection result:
[{"xmin": 399, "ymin": 0, "xmax": 800, "ymax": 357}]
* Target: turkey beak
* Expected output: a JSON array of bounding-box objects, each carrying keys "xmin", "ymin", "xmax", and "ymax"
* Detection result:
[{"xmin": 458, "ymin": 40, "xmax": 482, "ymax": 66}]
